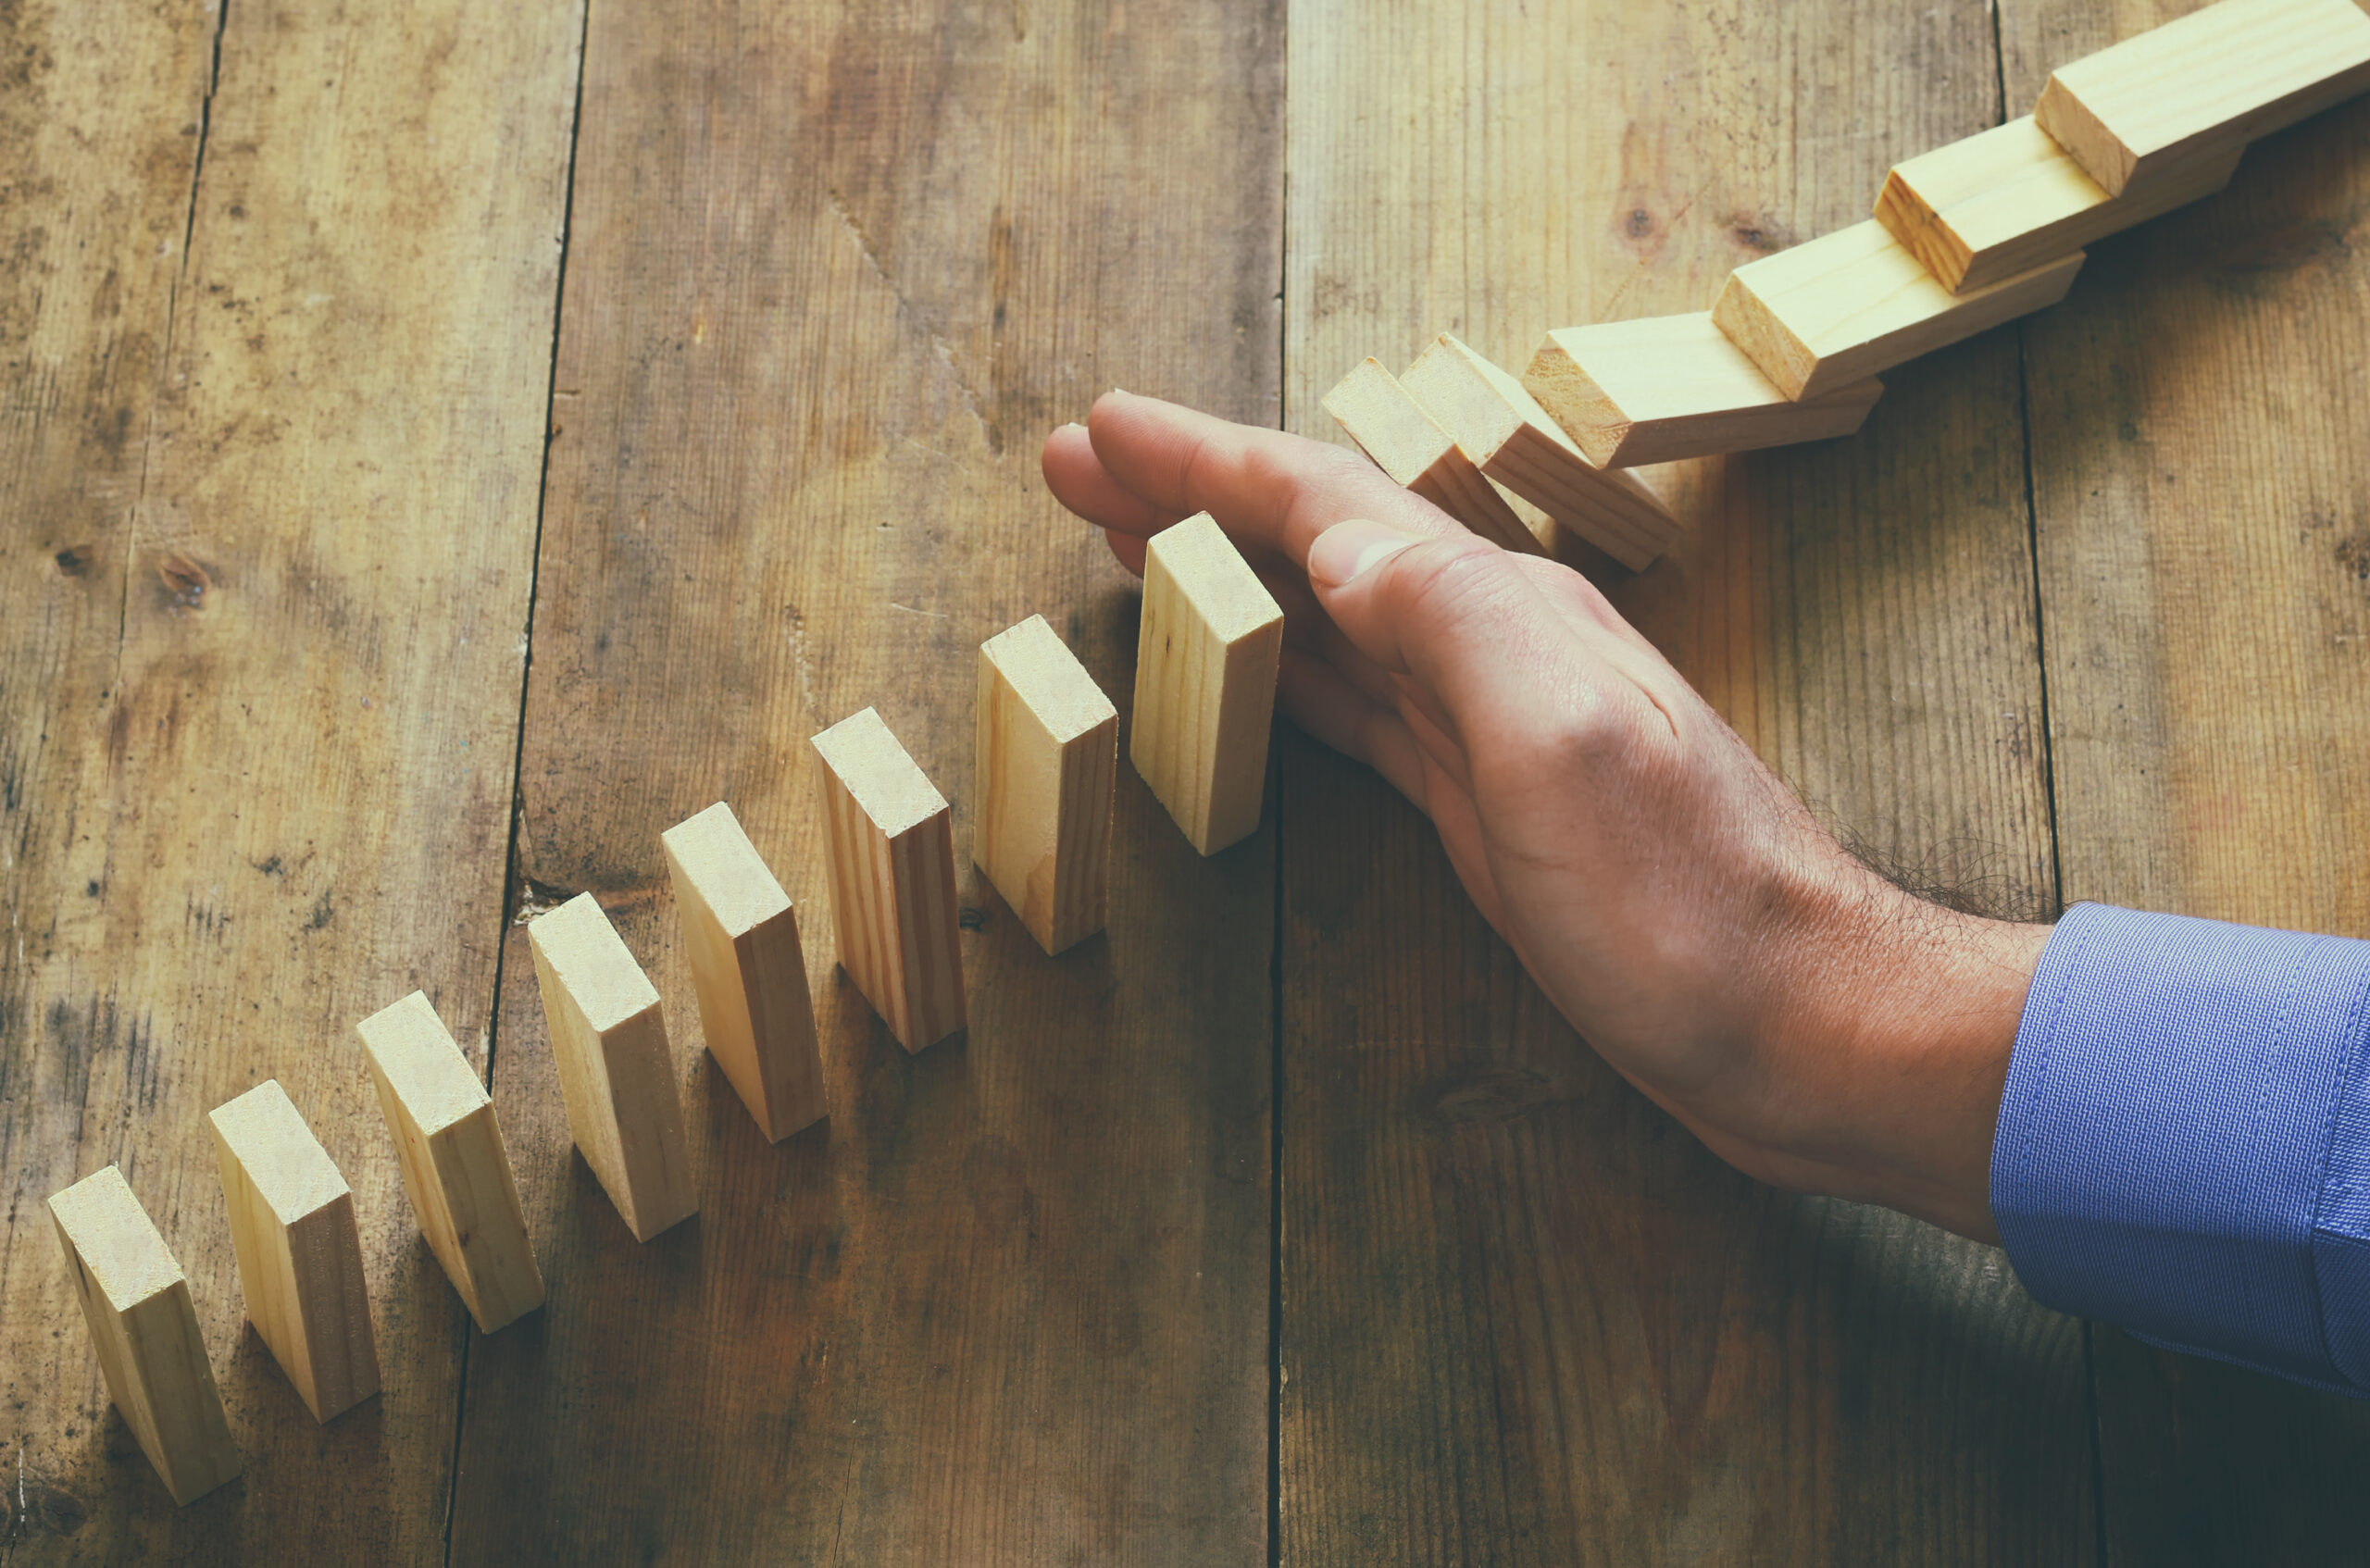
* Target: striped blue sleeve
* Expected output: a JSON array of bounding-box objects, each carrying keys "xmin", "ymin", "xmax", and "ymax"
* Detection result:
[{"xmin": 1991, "ymin": 902, "xmax": 2370, "ymax": 1397}]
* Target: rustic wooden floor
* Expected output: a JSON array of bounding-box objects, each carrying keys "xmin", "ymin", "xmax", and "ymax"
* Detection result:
[{"xmin": 8, "ymin": 0, "xmax": 2370, "ymax": 1561}]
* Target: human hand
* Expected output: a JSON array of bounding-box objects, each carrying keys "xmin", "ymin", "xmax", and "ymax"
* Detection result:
[{"xmin": 1042, "ymin": 392, "xmax": 2051, "ymax": 1241}]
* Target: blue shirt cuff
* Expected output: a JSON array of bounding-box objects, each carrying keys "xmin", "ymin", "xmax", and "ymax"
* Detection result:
[{"xmin": 1991, "ymin": 902, "xmax": 2370, "ymax": 1395}]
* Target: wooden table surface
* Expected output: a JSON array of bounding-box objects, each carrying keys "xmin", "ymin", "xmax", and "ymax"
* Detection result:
[{"xmin": 8, "ymin": 0, "xmax": 2370, "ymax": 1561}]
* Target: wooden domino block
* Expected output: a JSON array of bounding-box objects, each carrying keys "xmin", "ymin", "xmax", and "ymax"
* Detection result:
[
  {"xmin": 49, "ymin": 1166, "xmax": 241, "ymax": 1505},
  {"xmin": 527, "ymin": 893, "xmax": 699, "ymax": 1240},
  {"xmin": 1398, "ymin": 334, "xmax": 1681, "ymax": 571},
  {"xmin": 975, "ymin": 616, "xmax": 1119, "ymax": 954},
  {"xmin": 2035, "ymin": 0, "xmax": 2370, "ymax": 196},
  {"xmin": 1877, "ymin": 116, "xmax": 2242, "ymax": 292},
  {"xmin": 1130, "ymin": 513, "xmax": 1285, "ymax": 856},
  {"xmin": 1321, "ymin": 357, "xmax": 1547, "ymax": 556},
  {"xmin": 661, "ymin": 802, "xmax": 827, "ymax": 1139},
  {"xmin": 1712, "ymin": 219, "xmax": 2085, "ymax": 400},
  {"xmin": 1524, "ymin": 312, "xmax": 1883, "ymax": 468},
  {"xmin": 355, "ymin": 991, "xmax": 545, "ymax": 1332},
  {"xmin": 810, "ymin": 707, "xmax": 967, "ymax": 1052},
  {"xmin": 207, "ymin": 1080, "xmax": 381, "ymax": 1422}
]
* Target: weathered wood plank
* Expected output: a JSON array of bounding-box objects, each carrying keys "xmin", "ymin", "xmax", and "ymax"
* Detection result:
[
  {"xmin": 1281, "ymin": 1, "xmax": 2092, "ymax": 1559},
  {"xmin": 2001, "ymin": 0, "xmax": 2370, "ymax": 1554},
  {"xmin": 1, "ymin": 0, "xmax": 580, "ymax": 1552},
  {"xmin": 444, "ymin": 0, "xmax": 1280, "ymax": 1558}
]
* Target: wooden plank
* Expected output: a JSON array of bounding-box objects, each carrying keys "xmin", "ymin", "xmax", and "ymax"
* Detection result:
[
  {"xmin": 449, "ymin": 0, "xmax": 1278, "ymax": 1553},
  {"xmin": 811, "ymin": 707, "xmax": 969, "ymax": 1052},
  {"xmin": 2000, "ymin": 0, "xmax": 2370, "ymax": 1549},
  {"xmin": 206, "ymin": 1081, "xmax": 380, "ymax": 1424},
  {"xmin": 1398, "ymin": 334, "xmax": 1683, "ymax": 568},
  {"xmin": 1322, "ymin": 356, "xmax": 1550, "ymax": 554},
  {"xmin": 1284, "ymin": 0, "xmax": 2092, "ymax": 1559},
  {"xmin": 0, "ymin": 0, "xmax": 579, "ymax": 1552},
  {"xmin": 356, "ymin": 991, "xmax": 545, "ymax": 1333},
  {"xmin": 661, "ymin": 802, "xmax": 827, "ymax": 1139},
  {"xmin": 1131, "ymin": 514, "xmax": 1287, "ymax": 856},
  {"xmin": 1713, "ymin": 219, "xmax": 2086, "ymax": 399},
  {"xmin": 975, "ymin": 615, "xmax": 1119, "ymax": 955},
  {"xmin": 48, "ymin": 1167, "xmax": 242, "ymax": 1505},
  {"xmin": 2035, "ymin": 0, "xmax": 2370, "ymax": 194},
  {"xmin": 1523, "ymin": 313, "xmax": 1883, "ymax": 467}
]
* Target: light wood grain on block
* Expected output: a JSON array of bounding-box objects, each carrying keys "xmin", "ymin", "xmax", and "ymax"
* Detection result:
[
  {"xmin": 661, "ymin": 802, "xmax": 827, "ymax": 1139},
  {"xmin": 1399, "ymin": 334, "xmax": 1681, "ymax": 570},
  {"xmin": 1320, "ymin": 357, "xmax": 1547, "ymax": 555},
  {"xmin": 49, "ymin": 1167, "xmax": 241, "ymax": 1504},
  {"xmin": 1524, "ymin": 313, "xmax": 1883, "ymax": 468},
  {"xmin": 2034, "ymin": 0, "xmax": 2370, "ymax": 195},
  {"xmin": 356, "ymin": 992, "xmax": 545, "ymax": 1332},
  {"xmin": 811, "ymin": 708, "xmax": 968, "ymax": 1052},
  {"xmin": 527, "ymin": 893, "xmax": 700, "ymax": 1240},
  {"xmin": 1712, "ymin": 220, "xmax": 2086, "ymax": 399},
  {"xmin": 976, "ymin": 616, "xmax": 1119, "ymax": 954},
  {"xmin": 207, "ymin": 1081, "xmax": 380, "ymax": 1423},
  {"xmin": 1877, "ymin": 116, "xmax": 2242, "ymax": 292},
  {"xmin": 1130, "ymin": 513, "xmax": 1286, "ymax": 856}
]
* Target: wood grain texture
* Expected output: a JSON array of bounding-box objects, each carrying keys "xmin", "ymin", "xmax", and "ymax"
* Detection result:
[
  {"xmin": 2, "ymin": 0, "xmax": 579, "ymax": 1553},
  {"xmin": 2002, "ymin": 0, "xmax": 2370, "ymax": 1551},
  {"xmin": 1322, "ymin": 356, "xmax": 1549, "ymax": 554},
  {"xmin": 445, "ymin": 0, "xmax": 1279, "ymax": 1556},
  {"xmin": 1284, "ymin": 0, "xmax": 2089, "ymax": 1560},
  {"xmin": 975, "ymin": 616, "xmax": 1119, "ymax": 955}
]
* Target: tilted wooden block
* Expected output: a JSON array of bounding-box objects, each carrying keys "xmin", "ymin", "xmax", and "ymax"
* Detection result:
[
  {"xmin": 1523, "ymin": 313, "xmax": 1883, "ymax": 468},
  {"xmin": 49, "ymin": 1166, "xmax": 241, "ymax": 1505},
  {"xmin": 661, "ymin": 801, "xmax": 827, "ymax": 1139},
  {"xmin": 207, "ymin": 1080, "xmax": 381, "ymax": 1423},
  {"xmin": 810, "ymin": 708, "xmax": 967, "ymax": 1052},
  {"xmin": 2035, "ymin": 0, "xmax": 2370, "ymax": 196},
  {"xmin": 1320, "ymin": 357, "xmax": 1547, "ymax": 556},
  {"xmin": 1398, "ymin": 334, "xmax": 1681, "ymax": 571},
  {"xmin": 975, "ymin": 615, "xmax": 1119, "ymax": 954},
  {"xmin": 527, "ymin": 893, "xmax": 699, "ymax": 1240},
  {"xmin": 1712, "ymin": 219, "xmax": 2085, "ymax": 400},
  {"xmin": 1877, "ymin": 115, "xmax": 2242, "ymax": 292},
  {"xmin": 356, "ymin": 991, "xmax": 545, "ymax": 1332},
  {"xmin": 1130, "ymin": 513, "xmax": 1285, "ymax": 856}
]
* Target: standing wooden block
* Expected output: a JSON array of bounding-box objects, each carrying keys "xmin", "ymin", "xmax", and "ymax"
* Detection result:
[
  {"xmin": 1320, "ymin": 357, "xmax": 1546, "ymax": 556},
  {"xmin": 1524, "ymin": 314, "xmax": 1883, "ymax": 467},
  {"xmin": 527, "ymin": 893, "xmax": 699, "ymax": 1240},
  {"xmin": 1712, "ymin": 220, "xmax": 2086, "ymax": 400},
  {"xmin": 2035, "ymin": 0, "xmax": 2370, "ymax": 196},
  {"xmin": 661, "ymin": 802, "xmax": 828, "ymax": 1139},
  {"xmin": 1398, "ymin": 334, "xmax": 1682, "ymax": 571},
  {"xmin": 810, "ymin": 708, "xmax": 968, "ymax": 1052},
  {"xmin": 1130, "ymin": 513, "xmax": 1286, "ymax": 856},
  {"xmin": 206, "ymin": 1080, "xmax": 381, "ymax": 1423},
  {"xmin": 49, "ymin": 1167, "xmax": 241, "ymax": 1505},
  {"xmin": 1877, "ymin": 116, "xmax": 2242, "ymax": 292},
  {"xmin": 976, "ymin": 616, "xmax": 1119, "ymax": 954},
  {"xmin": 355, "ymin": 991, "xmax": 545, "ymax": 1332}
]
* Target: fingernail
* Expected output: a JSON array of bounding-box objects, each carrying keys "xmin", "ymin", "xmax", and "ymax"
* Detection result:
[
  {"xmin": 1308, "ymin": 517, "xmax": 1422, "ymax": 588},
  {"xmin": 1061, "ymin": 421, "xmax": 1087, "ymax": 431}
]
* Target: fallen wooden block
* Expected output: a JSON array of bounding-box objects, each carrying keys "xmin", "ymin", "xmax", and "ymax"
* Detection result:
[
  {"xmin": 975, "ymin": 615, "xmax": 1119, "ymax": 954},
  {"xmin": 661, "ymin": 801, "xmax": 827, "ymax": 1139},
  {"xmin": 1321, "ymin": 357, "xmax": 1546, "ymax": 556},
  {"xmin": 206, "ymin": 1080, "xmax": 380, "ymax": 1423},
  {"xmin": 49, "ymin": 1166, "xmax": 242, "ymax": 1505},
  {"xmin": 2035, "ymin": 0, "xmax": 2370, "ymax": 196},
  {"xmin": 1712, "ymin": 220, "xmax": 2085, "ymax": 400},
  {"xmin": 1523, "ymin": 313, "xmax": 1883, "ymax": 468},
  {"xmin": 1877, "ymin": 116, "xmax": 2242, "ymax": 292},
  {"xmin": 810, "ymin": 707, "xmax": 967, "ymax": 1051},
  {"xmin": 356, "ymin": 991, "xmax": 545, "ymax": 1332},
  {"xmin": 527, "ymin": 892, "xmax": 699, "ymax": 1240},
  {"xmin": 1130, "ymin": 513, "xmax": 1286, "ymax": 856},
  {"xmin": 1398, "ymin": 334, "xmax": 1681, "ymax": 571}
]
